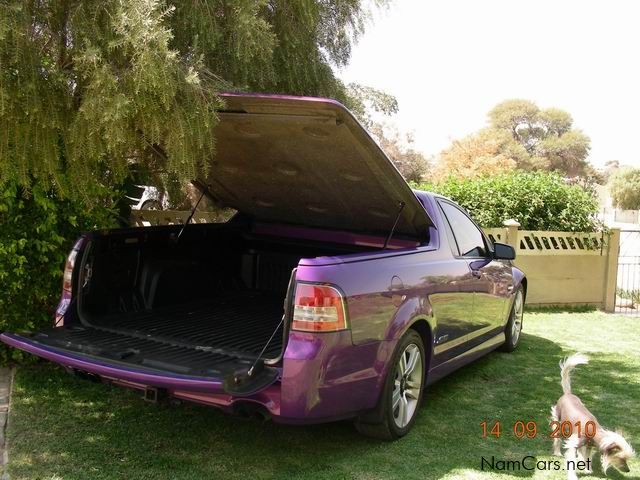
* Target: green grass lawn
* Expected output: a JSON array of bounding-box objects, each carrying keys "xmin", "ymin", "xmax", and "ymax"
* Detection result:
[{"xmin": 7, "ymin": 311, "xmax": 640, "ymax": 480}]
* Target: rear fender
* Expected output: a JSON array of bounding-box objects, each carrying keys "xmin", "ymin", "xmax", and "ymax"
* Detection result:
[
  {"xmin": 498, "ymin": 269, "xmax": 526, "ymax": 329},
  {"xmin": 512, "ymin": 268, "xmax": 526, "ymax": 294},
  {"xmin": 508, "ymin": 269, "xmax": 527, "ymax": 314},
  {"xmin": 358, "ymin": 298, "xmax": 435, "ymax": 425},
  {"xmin": 384, "ymin": 295, "xmax": 435, "ymax": 344},
  {"xmin": 385, "ymin": 295, "xmax": 435, "ymax": 378}
]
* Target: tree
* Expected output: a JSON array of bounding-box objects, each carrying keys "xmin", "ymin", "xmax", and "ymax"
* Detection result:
[
  {"xmin": 346, "ymin": 83, "xmax": 399, "ymax": 129},
  {"xmin": 347, "ymin": 84, "xmax": 427, "ymax": 181},
  {"xmin": 0, "ymin": 0, "xmax": 380, "ymax": 199},
  {"xmin": 598, "ymin": 160, "xmax": 621, "ymax": 184},
  {"xmin": 436, "ymin": 128, "xmax": 519, "ymax": 181},
  {"xmin": 369, "ymin": 123, "xmax": 431, "ymax": 182},
  {"xmin": 487, "ymin": 99, "xmax": 591, "ymax": 176},
  {"xmin": 609, "ymin": 167, "xmax": 640, "ymax": 210},
  {"xmin": 438, "ymin": 99, "xmax": 592, "ymax": 179}
]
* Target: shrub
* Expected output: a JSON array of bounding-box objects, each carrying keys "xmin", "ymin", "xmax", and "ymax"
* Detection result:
[
  {"xmin": 413, "ymin": 171, "xmax": 601, "ymax": 231},
  {"xmin": 608, "ymin": 167, "xmax": 640, "ymax": 210},
  {"xmin": 0, "ymin": 182, "xmax": 116, "ymax": 363}
]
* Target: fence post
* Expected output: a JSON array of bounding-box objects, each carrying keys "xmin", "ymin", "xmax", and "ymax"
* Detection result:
[
  {"xmin": 604, "ymin": 228, "xmax": 620, "ymax": 312},
  {"xmin": 503, "ymin": 219, "xmax": 520, "ymax": 250}
]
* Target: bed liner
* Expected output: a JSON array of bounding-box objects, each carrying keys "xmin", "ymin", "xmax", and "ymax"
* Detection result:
[{"xmin": 25, "ymin": 291, "xmax": 284, "ymax": 378}]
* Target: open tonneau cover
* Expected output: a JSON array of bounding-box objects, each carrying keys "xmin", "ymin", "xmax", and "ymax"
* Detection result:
[{"xmin": 206, "ymin": 93, "xmax": 435, "ymax": 241}]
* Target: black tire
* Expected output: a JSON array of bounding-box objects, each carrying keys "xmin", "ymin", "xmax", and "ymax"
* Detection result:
[
  {"xmin": 500, "ymin": 286, "xmax": 524, "ymax": 352},
  {"xmin": 355, "ymin": 329, "xmax": 426, "ymax": 440}
]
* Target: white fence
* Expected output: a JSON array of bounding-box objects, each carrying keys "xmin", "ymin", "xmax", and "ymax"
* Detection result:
[
  {"xmin": 484, "ymin": 229, "xmax": 606, "ymax": 255},
  {"xmin": 485, "ymin": 223, "xmax": 618, "ymax": 310},
  {"xmin": 614, "ymin": 209, "xmax": 640, "ymax": 224},
  {"xmin": 600, "ymin": 207, "xmax": 640, "ymax": 226}
]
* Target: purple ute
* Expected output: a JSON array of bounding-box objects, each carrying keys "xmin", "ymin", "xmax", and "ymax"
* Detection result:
[{"xmin": 1, "ymin": 94, "xmax": 526, "ymax": 439}]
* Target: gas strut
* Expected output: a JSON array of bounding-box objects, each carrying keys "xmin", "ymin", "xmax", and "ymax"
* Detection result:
[
  {"xmin": 223, "ymin": 316, "xmax": 283, "ymax": 396},
  {"xmin": 223, "ymin": 269, "xmax": 297, "ymax": 396},
  {"xmin": 247, "ymin": 316, "xmax": 285, "ymax": 377},
  {"xmin": 383, "ymin": 201, "xmax": 406, "ymax": 249},
  {"xmin": 176, "ymin": 188, "xmax": 206, "ymax": 241}
]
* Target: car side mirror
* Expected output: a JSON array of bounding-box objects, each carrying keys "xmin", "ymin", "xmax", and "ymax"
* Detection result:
[{"xmin": 493, "ymin": 242, "xmax": 515, "ymax": 260}]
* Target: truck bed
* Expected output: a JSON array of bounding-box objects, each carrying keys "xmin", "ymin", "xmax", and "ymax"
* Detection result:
[
  {"xmin": 93, "ymin": 291, "xmax": 284, "ymax": 357},
  {"xmin": 31, "ymin": 291, "xmax": 284, "ymax": 378},
  {"xmin": 21, "ymin": 224, "xmax": 373, "ymax": 387}
]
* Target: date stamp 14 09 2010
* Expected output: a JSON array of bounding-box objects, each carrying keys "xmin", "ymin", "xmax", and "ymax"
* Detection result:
[{"xmin": 480, "ymin": 420, "xmax": 596, "ymax": 440}]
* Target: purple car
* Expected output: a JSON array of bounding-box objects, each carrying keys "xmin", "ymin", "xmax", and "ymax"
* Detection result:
[{"xmin": 1, "ymin": 94, "xmax": 526, "ymax": 439}]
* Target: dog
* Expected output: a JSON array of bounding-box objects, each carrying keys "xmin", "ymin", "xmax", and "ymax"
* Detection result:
[{"xmin": 551, "ymin": 353, "xmax": 634, "ymax": 479}]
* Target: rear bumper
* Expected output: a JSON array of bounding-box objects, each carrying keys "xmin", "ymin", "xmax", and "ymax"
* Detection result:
[{"xmin": 1, "ymin": 330, "xmax": 391, "ymax": 425}]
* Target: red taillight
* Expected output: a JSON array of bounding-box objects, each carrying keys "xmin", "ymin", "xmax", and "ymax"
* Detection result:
[
  {"xmin": 292, "ymin": 283, "xmax": 348, "ymax": 332},
  {"xmin": 56, "ymin": 237, "xmax": 84, "ymax": 326},
  {"xmin": 62, "ymin": 248, "xmax": 79, "ymax": 293}
]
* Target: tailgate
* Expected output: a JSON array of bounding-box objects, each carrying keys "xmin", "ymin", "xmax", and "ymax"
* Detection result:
[{"xmin": 1, "ymin": 329, "xmax": 279, "ymax": 395}]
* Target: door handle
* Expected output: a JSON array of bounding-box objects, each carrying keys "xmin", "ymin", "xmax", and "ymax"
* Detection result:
[{"xmin": 471, "ymin": 270, "xmax": 482, "ymax": 278}]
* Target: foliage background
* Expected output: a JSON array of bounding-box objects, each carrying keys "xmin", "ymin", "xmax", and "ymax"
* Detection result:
[
  {"xmin": 0, "ymin": 0, "xmax": 385, "ymax": 197},
  {"xmin": 413, "ymin": 171, "xmax": 601, "ymax": 232},
  {"xmin": 436, "ymin": 99, "xmax": 593, "ymax": 181},
  {"xmin": 608, "ymin": 167, "xmax": 640, "ymax": 210},
  {"xmin": 370, "ymin": 122, "xmax": 431, "ymax": 182},
  {"xmin": 0, "ymin": 182, "xmax": 117, "ymax": 362}
]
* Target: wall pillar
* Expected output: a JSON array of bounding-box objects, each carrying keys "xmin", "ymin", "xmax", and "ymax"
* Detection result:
[
  {"xmin": 604, "ymin": 228, "xmax": 620, "ymax": 312},
  {"xmin": 503, "ymin": 219, "xmax": 521, "ymax": 250}
]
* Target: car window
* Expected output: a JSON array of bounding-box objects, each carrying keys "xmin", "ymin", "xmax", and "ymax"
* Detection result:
[{"xmin": 439, "ymin": 201, "xmax": 487, "ymax": 258}]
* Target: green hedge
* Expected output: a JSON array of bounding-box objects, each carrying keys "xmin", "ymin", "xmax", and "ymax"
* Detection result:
[
  {"xmin": 0, "ymin": 182, "xmax": 116, "ymax": 363},
  {"xmin": 413, "ymin": 171, "xmax": 600, "ymax": 231}
]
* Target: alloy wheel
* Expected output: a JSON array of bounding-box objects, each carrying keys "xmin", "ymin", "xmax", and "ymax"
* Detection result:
[
  {"xmin": 512, "ymin": 290, "xmax": 524, "ymax": 344},
  {"xmin": 391, "ymin": 343, "xmax": 423, "ymax": 428}
]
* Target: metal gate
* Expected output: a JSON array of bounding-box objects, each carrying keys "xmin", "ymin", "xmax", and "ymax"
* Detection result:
[{"xmin": 616, "ymin": 230, "xmax": 640, "ymax": 315}]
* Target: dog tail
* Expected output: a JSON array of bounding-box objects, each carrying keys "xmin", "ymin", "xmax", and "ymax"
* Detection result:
[{"xmin": 559, "ymin": 353, "xmax": 589, "ymax": 394}]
